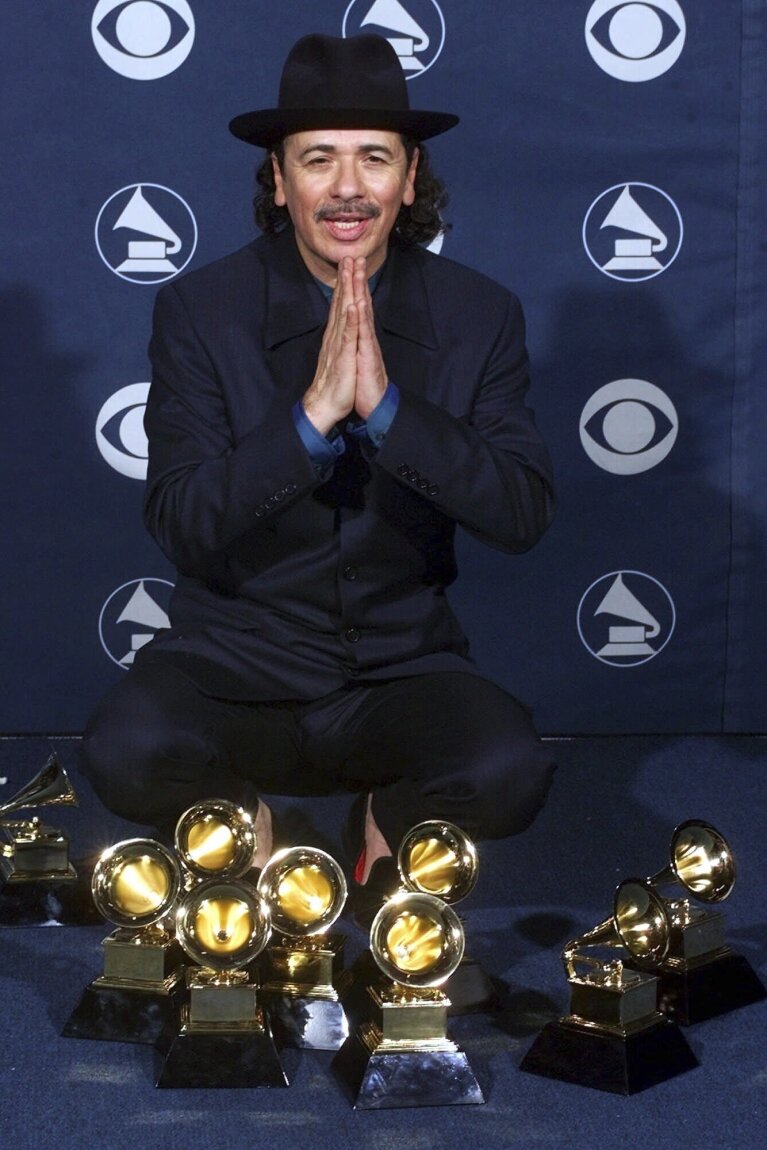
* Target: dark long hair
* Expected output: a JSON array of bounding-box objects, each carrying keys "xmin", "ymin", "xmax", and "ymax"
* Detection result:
[{"xmin": 253, "ymin": 138, "xmax": 450, "ymax": 246}]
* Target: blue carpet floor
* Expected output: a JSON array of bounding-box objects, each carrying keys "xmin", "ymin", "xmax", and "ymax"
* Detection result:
[{"xmin": 0, "ymin": 735, "xmax": 765, "ymax": 1149}]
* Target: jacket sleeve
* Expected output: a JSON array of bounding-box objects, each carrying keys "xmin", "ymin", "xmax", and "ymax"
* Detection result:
[
  {"xmin": 142, "ymin": 282, "xmax": 318, "ymax": 576},
  {"xmin": 374, "ymin": 292, "xmax": 556, "ymax": 554}
]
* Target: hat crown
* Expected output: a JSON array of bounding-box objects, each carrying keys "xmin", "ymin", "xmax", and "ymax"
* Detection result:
[
  {"xmin": 228, "ymin": 32, "xmax": 458, "ymax": 148},
  {"xmin": 278, "ymin": 34, "xmax": 409, "ymax": 114}
]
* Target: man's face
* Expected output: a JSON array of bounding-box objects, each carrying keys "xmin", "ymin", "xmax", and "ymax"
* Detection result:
[{"xmin": 272, "ymin": 129, "xmax": 419, "ymax": 285}]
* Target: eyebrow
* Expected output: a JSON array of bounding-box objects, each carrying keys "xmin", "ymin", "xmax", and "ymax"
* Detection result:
[{"xmin": 296, "ymin": 142, "xmax": 398, "ymax": 160}]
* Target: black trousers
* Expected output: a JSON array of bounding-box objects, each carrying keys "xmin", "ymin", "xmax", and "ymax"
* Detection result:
[{"xmin": 80, "ymin": 663, "xmax": 555, "ymax": 858}]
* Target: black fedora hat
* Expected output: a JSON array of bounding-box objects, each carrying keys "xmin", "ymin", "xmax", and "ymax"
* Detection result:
[{"xmin": 229, "ymin": 33, "xmax": 458, "ymax": 148}]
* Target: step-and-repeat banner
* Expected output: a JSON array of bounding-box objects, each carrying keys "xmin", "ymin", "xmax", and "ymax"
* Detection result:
[{"xmin": 3, "ymin": 2, "xmax": 765, "ymax": 733}]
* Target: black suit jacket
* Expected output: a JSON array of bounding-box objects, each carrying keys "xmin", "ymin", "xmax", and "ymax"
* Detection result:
[{"xmin": 139, "ymin": 228, "xmax": 555, "ymax": 699}]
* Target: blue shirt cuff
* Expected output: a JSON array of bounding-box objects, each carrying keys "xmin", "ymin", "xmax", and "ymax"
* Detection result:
[
  {"xmin": 347, "ymin": 382, "xmax": 400, "ymax": 448},
  {"xmin": 292, "ymin": 401, "xmax": 345, "ymax": 476}
]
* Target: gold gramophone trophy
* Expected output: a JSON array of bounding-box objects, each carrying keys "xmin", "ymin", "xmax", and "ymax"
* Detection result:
[
  {"xmin": 0, "ymin": 754, "xmax": 102, "ymax": 926},
  {"xmin": 334, "ymin": 821, "xmax": 484, "ymax": 1108},
  {"xmin": 520, "ymin": 878, "xmax": 698, "ymax": 1094},
  {"xmin": 62, "ymin": 837, "xmax": 185, "ymax": 1043},
  {"xmin": 257, "ymin": 845, "xmax": 349, "ymax": 1049},
  {"xmin": 625, "ymin": 820, "xmax": 766, "ymax": 1024},
  {"xmin": 0, "ymin": 753, "xmax": 78, "ymax": 885},
  {"xmin": 174, "ymin": 798, "xmax": 258, "ymax": 887},
  {"xmin": 155, "ymin": 875, "xmax": 287, "ymax": 1088}
]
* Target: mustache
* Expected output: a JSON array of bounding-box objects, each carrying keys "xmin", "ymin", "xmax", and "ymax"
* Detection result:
[{"xmin": 314, "ymin": 201, "xmax": 381, "ymax": 221}]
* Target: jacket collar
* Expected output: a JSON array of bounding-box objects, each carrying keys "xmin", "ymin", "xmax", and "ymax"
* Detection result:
[{"xmin": 261, "ymin": 228, "xmax": 438, "ymax": 351}]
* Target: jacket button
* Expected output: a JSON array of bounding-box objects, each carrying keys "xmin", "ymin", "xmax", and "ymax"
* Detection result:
[
  {"xmin": 285, "ymin": 483, "xmax": 297, "ymax": 494},
  {"xmin": 428, "ymin": 484, "xmax": 440, "ymax": 496},
  {"xmin": 274, "ymin": 490, "xmax": 285, "ymax": 502},
  {"xmin": 344, "ymin": 627, "xmax": 361, "ymax": 643},
  {"xmin": 417, "ymin": 478, "xmax": 428, "ymax": 489},
  {"xmin": 343, "ymin": 566, "xmax": 358, "ymax": 581},
  {"xmin": 397, "ymin": 464, "xmax": 410, "ymax": 477},
  {"xmin": 255, "ymin": 507, "xmax": 265, "ymax": 518}
]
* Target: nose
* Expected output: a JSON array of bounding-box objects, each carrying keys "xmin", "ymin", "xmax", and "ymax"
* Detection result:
[{"xmin": 330, "ymin": 156, "xmax": 364, "ymax": 201}]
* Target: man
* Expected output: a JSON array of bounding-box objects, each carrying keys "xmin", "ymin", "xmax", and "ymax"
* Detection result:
[{"xmin": 82, "ymin": 33, "xmax": 556, "ymax": 911}]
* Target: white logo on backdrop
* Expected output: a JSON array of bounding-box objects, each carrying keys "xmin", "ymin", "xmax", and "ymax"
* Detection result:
[
  {"xmin": 585, "ymin": 1, "xmax": 686, "ymax": 81},
  {"xmin": 583, "ymin": 182, "xmax": 683, "ymax": 281},
  {"xmin": 95, "ymin": 382, "xmax": 150, "ymax": 479},
  {"xmin": 92, "ymin": 0, "xmax": 195, "ymax": 79},
  {"xmin": 95, "ymin": 183, "xmax": 197, "ymax": 283},
  {"xmin": 99, "ymin": 578, "xmax": 173, "ymax": 668},
  {"xmin": 343, "ymin": 0, "xmax": 445, "ymax": 78},
  {"xmin": 580, "ymin": 379, "xmax": 678, "ymax": 474},
  {"xmin": 577, "ymin": 571, "xmax": 675, "ymax": 666}
]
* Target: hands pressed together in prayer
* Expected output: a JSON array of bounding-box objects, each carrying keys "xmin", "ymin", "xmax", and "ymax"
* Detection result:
[{"xmin": 302, "ymin": 256, "xmax": 388, "ymax": 436}]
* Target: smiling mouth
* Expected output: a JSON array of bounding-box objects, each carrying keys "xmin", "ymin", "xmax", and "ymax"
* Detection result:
[{"xmin": 321, "ymin": 217, "xmax": 374, "ymax": 240}]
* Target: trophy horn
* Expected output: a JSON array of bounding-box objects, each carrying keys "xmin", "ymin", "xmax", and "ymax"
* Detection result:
[
  {"xmin": 369, "ymin": 889, "xmax": 465, "ymax": 989},
  {"xmin": 92, "ymin": 838, "xmax": 182, "ymax": 930},
  {"xmin": 397, "ymin": 820, "xmax": 478, "ymax": 904},
  {"xmin": 175, "ymin": 878, "xmax": 272, "ymax": 972},
  {"xmin": 257, "ymin": 846, "xmax": 347, "ymax": 938},
  {"xmin": 562, "ymin": 878, "xmax": 670, "ymax": 980},
  {"xmin": 647, "ymin": 819, "xmax": 736, "ymax": 903},
  {"xmin": 0, "ymin": 754, "xmax": 77, "ymax": 817},
  {"xmin": 174, "ymin": 798, "xmax": 257, "ymax": 881}
]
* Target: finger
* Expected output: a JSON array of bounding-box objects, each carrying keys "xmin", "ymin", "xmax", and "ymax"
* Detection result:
[{"xmin": 352, "ymin": 256, "xmax": 367, "ymax": 304}]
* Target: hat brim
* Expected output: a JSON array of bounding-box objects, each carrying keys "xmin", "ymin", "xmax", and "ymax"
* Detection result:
[{"xmin": 229, "ymin": 107, "xmax": 459, "ymax": 148}]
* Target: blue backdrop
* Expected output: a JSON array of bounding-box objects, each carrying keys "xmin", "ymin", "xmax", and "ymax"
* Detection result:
[{"xmin": 3, "ymin": 1, "xmax": 765, "ymax": 734}]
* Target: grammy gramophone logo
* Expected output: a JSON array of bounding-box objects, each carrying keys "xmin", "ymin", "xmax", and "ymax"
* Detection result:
[
  {"xmin": 99, "ymin": 578, "xmax": 173, "ymax": 668},
  {"xmin": 577, "ymin": 570, "xmax": 676, "ymax": 666},
  {"xmin": 583, "ymin": 183, "xmax": 683, "ymax": 282},
  {"xmin": 95, "ymin": 184, "xmax": 198, "ymax": 284},
  {"xmin": 343, "ymin": 0, "xmax": 446, "ymax": 78}
]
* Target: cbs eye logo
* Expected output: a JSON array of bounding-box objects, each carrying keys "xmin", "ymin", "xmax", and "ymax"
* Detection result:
[
  {"xmin": 585, "ymin": 0, "xmax": 686, "ymax": 81},
  {"xmin": 95, "ymin": 383, "xmax": 150, "ymax": 480},
  {"xmin": 92, "ymin": 0, "xmax": 195, "ymax": 80},
  {"xmin": 580, "ymin": 379, "xmax": 678, "ymax": 474}
]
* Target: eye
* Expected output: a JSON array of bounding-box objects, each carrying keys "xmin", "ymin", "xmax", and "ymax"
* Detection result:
[
  {"xmin": 95, "ymin": 382, "xmax": 150, "ymax": 480},
  {"xmin": 92, "ymin": 0, "xmax": 194, "ymax": 79},
  {"xmin": 579, "ymin": 379, "xmax": 678, "ymax": 474},
  {"xmin": 585, "ymin": 1, "xmax": 685, "ymax": 80},
  {"xmin": 95, "ymin": 0, "xmax": 191, "ymax": 57}
]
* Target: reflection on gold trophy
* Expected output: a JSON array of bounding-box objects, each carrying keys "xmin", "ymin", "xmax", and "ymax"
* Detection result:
[
  {"xmin": 156, "ymin": 876, "xmax": 287, "ymax": 1088},
  {"xmin": 520, "ymin": 878, "xmax": 698, "ymax": 1094},
  {"xmin": 334, "ymin": 821, "xmax": 484, "ymax": 1109},
  {"xmin": 174, "ymin": 798, "xmax": 258, "ymax": 884},
  {"xmin": 257, "ymin": 846, "xmax": 349, "ymax": 1049},
  {"xmin": 627, "ymin": 820, "xmax": 766, "ymax": 1023},
  {"xmin": 62, "ymin": 838, "xmax": 184, "ymax": 1043},
  {"xmin": 0, "ymin": 754, "xmax": 78, "ymax": 886}
]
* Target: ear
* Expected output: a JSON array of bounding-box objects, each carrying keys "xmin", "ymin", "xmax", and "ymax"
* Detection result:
[
  {"xmin": 272, "ymin": 152, "xmax": 287, "ymax": 208},
  {"xmin": 402, "ymin": 146, "xmax": 419, "ymax": 208}
]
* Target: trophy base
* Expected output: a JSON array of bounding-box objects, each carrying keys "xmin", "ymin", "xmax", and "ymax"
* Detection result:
[
  {"xmin": 0, "ymin": 874, "xmax": 102, "ymax": 927},
  {"xmin": 62, "ymin": 980, "xmax": 184, "ymax": 1045},
  {"xmin": 155, "ymin": 1011, "xmax": 288, "ymax": 1088},
  {"xmin": 333, "ymin": 1031, "xmax": 484, "ymax": 1109},
  {"xmin": 264, "ymin": 993, "xmax": 349, "ymax": 1050},
  {"xmin": 520, "ymin": 1016, "xmax": 698, "ymax": 1094},
  {"xmin": 657, "ymin": 951, "xmax": 767, "ymax": 1025}
]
